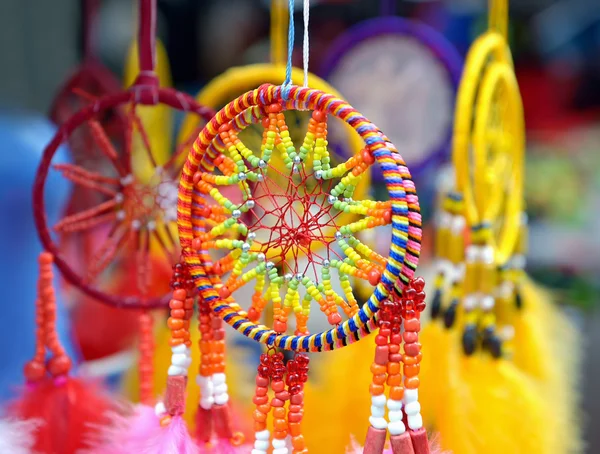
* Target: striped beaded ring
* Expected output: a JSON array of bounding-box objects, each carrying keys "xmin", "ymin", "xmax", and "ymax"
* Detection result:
[{"xmin": 177, "ymin": 83, "xmax": 422, "ymax": 352}]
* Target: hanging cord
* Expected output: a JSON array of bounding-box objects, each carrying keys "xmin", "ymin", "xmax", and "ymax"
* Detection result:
[
  {"xmin": 138, "ymin": 0, "xmax": 156, "ymax": 73},
  {"xmin": 271, "ymin": 0, "xmax": 287, "ymax": 66},
  {"xmin": 82, "ymin": 0, "xmax": 101, "ymax": 60},
  {"xmin": 302, "ymin": 0, "xmax": 309, "ymax": 87},
  {"xmin": 282, "ymin": 0, "xmax": 295, "ymax": 98}
]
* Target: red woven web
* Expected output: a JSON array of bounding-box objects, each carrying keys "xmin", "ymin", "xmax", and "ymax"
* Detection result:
[{"xmin": 239, "ymin": 159, "xmax": 348, "ymax": 280}]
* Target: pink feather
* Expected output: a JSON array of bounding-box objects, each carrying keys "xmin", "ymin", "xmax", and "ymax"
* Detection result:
[
  {"xmin": 0, "ymin": 418, "xmax": 40, "ymax": 454},
  {"xmin": 82, "ymin": 404, "xmax": 160, "ymax": 454},
  {"xmin": 144, "ymin": 415, "xmax": 198, "ymax": 454}
]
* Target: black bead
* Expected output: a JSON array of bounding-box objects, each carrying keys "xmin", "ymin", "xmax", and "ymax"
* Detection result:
[
  {"xmin": 515, "ymin": 289, "xmax": 523, "ymax": 310},
  {"xmin": 488, "ymin": 335, "xmax": 503, "ymax": 358},
  {"xmin": 443, "ymin": 299, "xmax": 458, "ymax": 328},
  {"xmin": 462, "ymin": 324, "xmax": 478, "ymax": 355},
  {"xmin": 431, "ymin": 289, "xmax": 442, "ymax": 319}
]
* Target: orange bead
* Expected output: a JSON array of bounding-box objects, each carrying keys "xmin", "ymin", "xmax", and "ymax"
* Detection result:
[
  {"xmin": 253, "ymin": 410, "xmax": 267, "ymax": 422},
  {"xmin": 387, "ymin": 362, "xmax": 401, "ymax": 375},
  {"xmin": 169, "ymin": 299, "xmax": 184, "ymax": 309},
  {"xmin": 289, "ymin": 422, "xmax": 302, "ymax": 436},
  {"xmin": 274, "ymin": 430, "xmax": 288, "ymax": 439},
  {"xmin": 169, "ymin": 338, "xmax": 184, "ymax": 347},
  {"xmin": 167, "ymin": 318, "xmax": 184, "ymax": 330},
  {"xmin": 171, "ymin": 309, "xmax": 185, "ymax": 319},
  {"xmin": 213, "ymin": 342, "xmax": 225, "ymax": 353},
  {"xmin": 372, "ymin": 373, "xmax": 386, "ymax": 385},
  {"xmin": 312, "ymin": 110, "xmax": 326, "ymax": 122},
  {"xmin": 257, "ymin": 404, "xmax": 271, "ymax": 414},
  {"xmin": 173, "ymin": 289, "xmax": 187, "ymax": 301},
  {"xmin": 254, "ymin": 421, "xmax": 267, "ymax": 432},
  {"xmin": 273, "ymin": 407, "xmax": 286, "ymax": 419},
  {"xmin": 386, "ymin": 374, "xmax": 402, "ymax": 386},
  {"xmin": 172, "ymin": 329, "xmax": 187, "ymax": 339},
  {"xmin": 389, "ymin": 386, "xmax": 404, "ymax": 400},
  {"xmin": 274, "ymin": 419, "xmax": 288, "ymax": 431},
  {"xmin": 369, "ymin": 383, "xmax": 385, "ymax": 395},
  {"xmin": 404, "ymin": 377, "xmax": 420, "ymax": 389},
  {"xmin": 403, "ymin": 352, "xmax": 422, "ymax": 365},
  {"xmin": 292, "ymin": 435, "xmax": 306, "ymax": 449},
  {"xmin": 404, "ymin": 364, "xmax": 420, "ymax": 378}
]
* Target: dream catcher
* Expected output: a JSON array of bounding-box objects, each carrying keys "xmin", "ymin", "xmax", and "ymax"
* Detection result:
[
  {"xmin": 20, "ymin": 1, "xmax": 214, "ymax": 448},
  {"xmin": 319, "ymin": 0, "xmax": 462, "ymax": 183},
  {"xmin": 154, "ymin": 1, "xmax": 437, "ymax": 452},
  {"xmin": 136, "ymin": 0, "xmax": 373, "ymax": 430},
  {"xmin": 418, "ymin": 0, "xmax": 581, "ymax": 452}
]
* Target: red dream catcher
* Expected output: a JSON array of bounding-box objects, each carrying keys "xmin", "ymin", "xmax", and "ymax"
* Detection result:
[{"xmin": 33, "ymin": 0, "xmax": 215, "ymax": 404}]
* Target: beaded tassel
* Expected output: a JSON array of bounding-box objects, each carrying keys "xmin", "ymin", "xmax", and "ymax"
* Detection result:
[
  {"xmin": 252, "ymin": 353, "xmax": 272, "ymax": 454},
  {"xmin": 160, "ymin": 261, "xmax": 194, "ymax": 425},
  {"xmin": 364, "ymin": 278, "xmax": 429, "ymax": 454},
  {"xmin": 196, "ymin": 298, "xmax": 214, "ymax": 443},
  {"xmin": 270, "ymin": 352, "xmax": 289, "ymax": 454},
  {"xmin": 286, "ymin": 354, "xmax": 309, "ymax": 454}
]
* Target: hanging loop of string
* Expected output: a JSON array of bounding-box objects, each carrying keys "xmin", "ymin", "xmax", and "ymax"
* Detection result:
[
  {"xmin": 282, "ymin": 0, "xmax": 295, "ymax": 99},
  {"xmin": 302, "ymin": 0, "xmax": 310, "ymax": 87}
]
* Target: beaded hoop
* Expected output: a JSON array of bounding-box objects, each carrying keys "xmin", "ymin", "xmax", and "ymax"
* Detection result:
[{"xmin": 178, "ymin": 83, "xmax": 422, "ymax": 352}]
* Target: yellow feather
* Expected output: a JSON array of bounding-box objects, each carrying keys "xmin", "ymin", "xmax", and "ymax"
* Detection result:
[{"xmin": 510, "ymin": 278, "xmax": 582, "ymax": 453}]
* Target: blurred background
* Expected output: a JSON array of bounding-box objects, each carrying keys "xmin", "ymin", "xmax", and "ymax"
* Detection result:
[{"xmin": 0, "ymin": 0, "xmax": 599, "ymax": 450}]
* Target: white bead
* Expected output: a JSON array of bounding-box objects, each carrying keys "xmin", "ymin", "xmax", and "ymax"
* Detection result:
[
  {"xmin": 386, "ymin": 399, "xmax": 402, "ymax": 411},
  {"xmin": 466, "ymin": 245, "xmax": 479, "ymax": 263},
  {"xmin": 369, "ymin": 416, "xmax": 387, "ymax": 430},
  {"xmin": 371, "ymin": 394, "xmax": 386, "ymax": 407},
  {"xmin": 404, "ymin": 401, "xmax": 421, "ymax": 416},
  {"xmin": 168, "ymin": 365, "xmax": 185, "ymax": 376},
  {"xmin": 255, "ymin": 430, "xmax": 270, "ymax": 441},
  {"xmin": 172, "ymin": 344, "xmax": 189, "ymax": 354},
  {"xmin": 370, "ymin": 405, "xmax": 385, "ymax": 418},
  {"xmin": 438, "ymin": 211, "xmax": 451, "ymax": 228},
  {"xmin": 272, "ymin": 439, "xmax": 286, "ymax": 449},
  {"xmin": 214, "ymin": 393, "xmax": 229, "ymax": 405},
  {"xmin": 252, "ymin": 449, "xmax": 267, "ymax": 454},
  {"xmin": 481, "ymin": 245, "xmax": 495, "ymax": 264},
  {"xmin": 407, "ymin": 413, "xmax": 423, "ymax": 430},
  {"xmin": 388, "ymin": 410, "xmax": 403, "ymax": 422},
  {"xmin": 463, "ymin": 295, "xmax": 478, "ymax": 311},
  {"xmin": 481, "ymin": 295, "xmax": 495, "ymax": 311},
  {"xmin": 273, "ymin": 448, "xmax": 288, "ymax": 454},
  {"xmin": 450, "ymin": 215, "xmax": 465, "ymax": 234},
  {"xmin": 214, "ymin": 383, "xmax": 228, "ymax": 395},
  {"xmin": 388, "ymin": 420, "xmax": 406, "ymax": 435},
  {"xmin": 154, "ymin": 401, "xmax": 166, "ymax": 416},
  {"xmin": 200, "ymin": 397, "xmax": 214, "ymax": 410},
  {"xmin": 512, "ymin": 254, "xmax": 526, "ymax": 269},
  {"xmin": 196, "ymin": 375, "xmax": 211, "ymax": 386},
  {"xmin": 213, "ymin": 373, "xmax": 226, "ymax": 385},
  {"xmin": 498, "ymin": 281, "xmax": 514, "ymax": 298},
  {"xmin": 171, "ymin": 353, "xmax": 188, "ymax": 367},
  {"xmin": 254, "ymin": 440, "xmax": 270, "ymax": 450},
  {"xmin": 404, "ymin": 389, "xmax": 418, "ymax": 403},
  {"xmin": 500, "ymin": 325, "xmax": 515, "ymax": 341}
]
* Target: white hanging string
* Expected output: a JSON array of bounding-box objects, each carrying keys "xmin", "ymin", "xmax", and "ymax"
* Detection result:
[{"xmin": 302, "ymin": 0, "xmax": 310, "ymax": 87}]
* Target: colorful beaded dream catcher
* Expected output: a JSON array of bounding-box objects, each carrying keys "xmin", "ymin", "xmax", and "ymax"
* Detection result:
[
  {"xmin": 319, "ymin": 0, "xmax": 462, "ymax": 182},
  {"xmin": 153, "ymin": 1, "xmax": 438, "ymax": 453},
  {"xmin": 417, "ymin": 0, "xmax": 581, "ymax": 452}
]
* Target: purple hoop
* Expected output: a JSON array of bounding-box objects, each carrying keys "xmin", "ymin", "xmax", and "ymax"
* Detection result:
[{"xmin": 319, "ymin": 16, "xmax": 463, "ymax": 182}]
